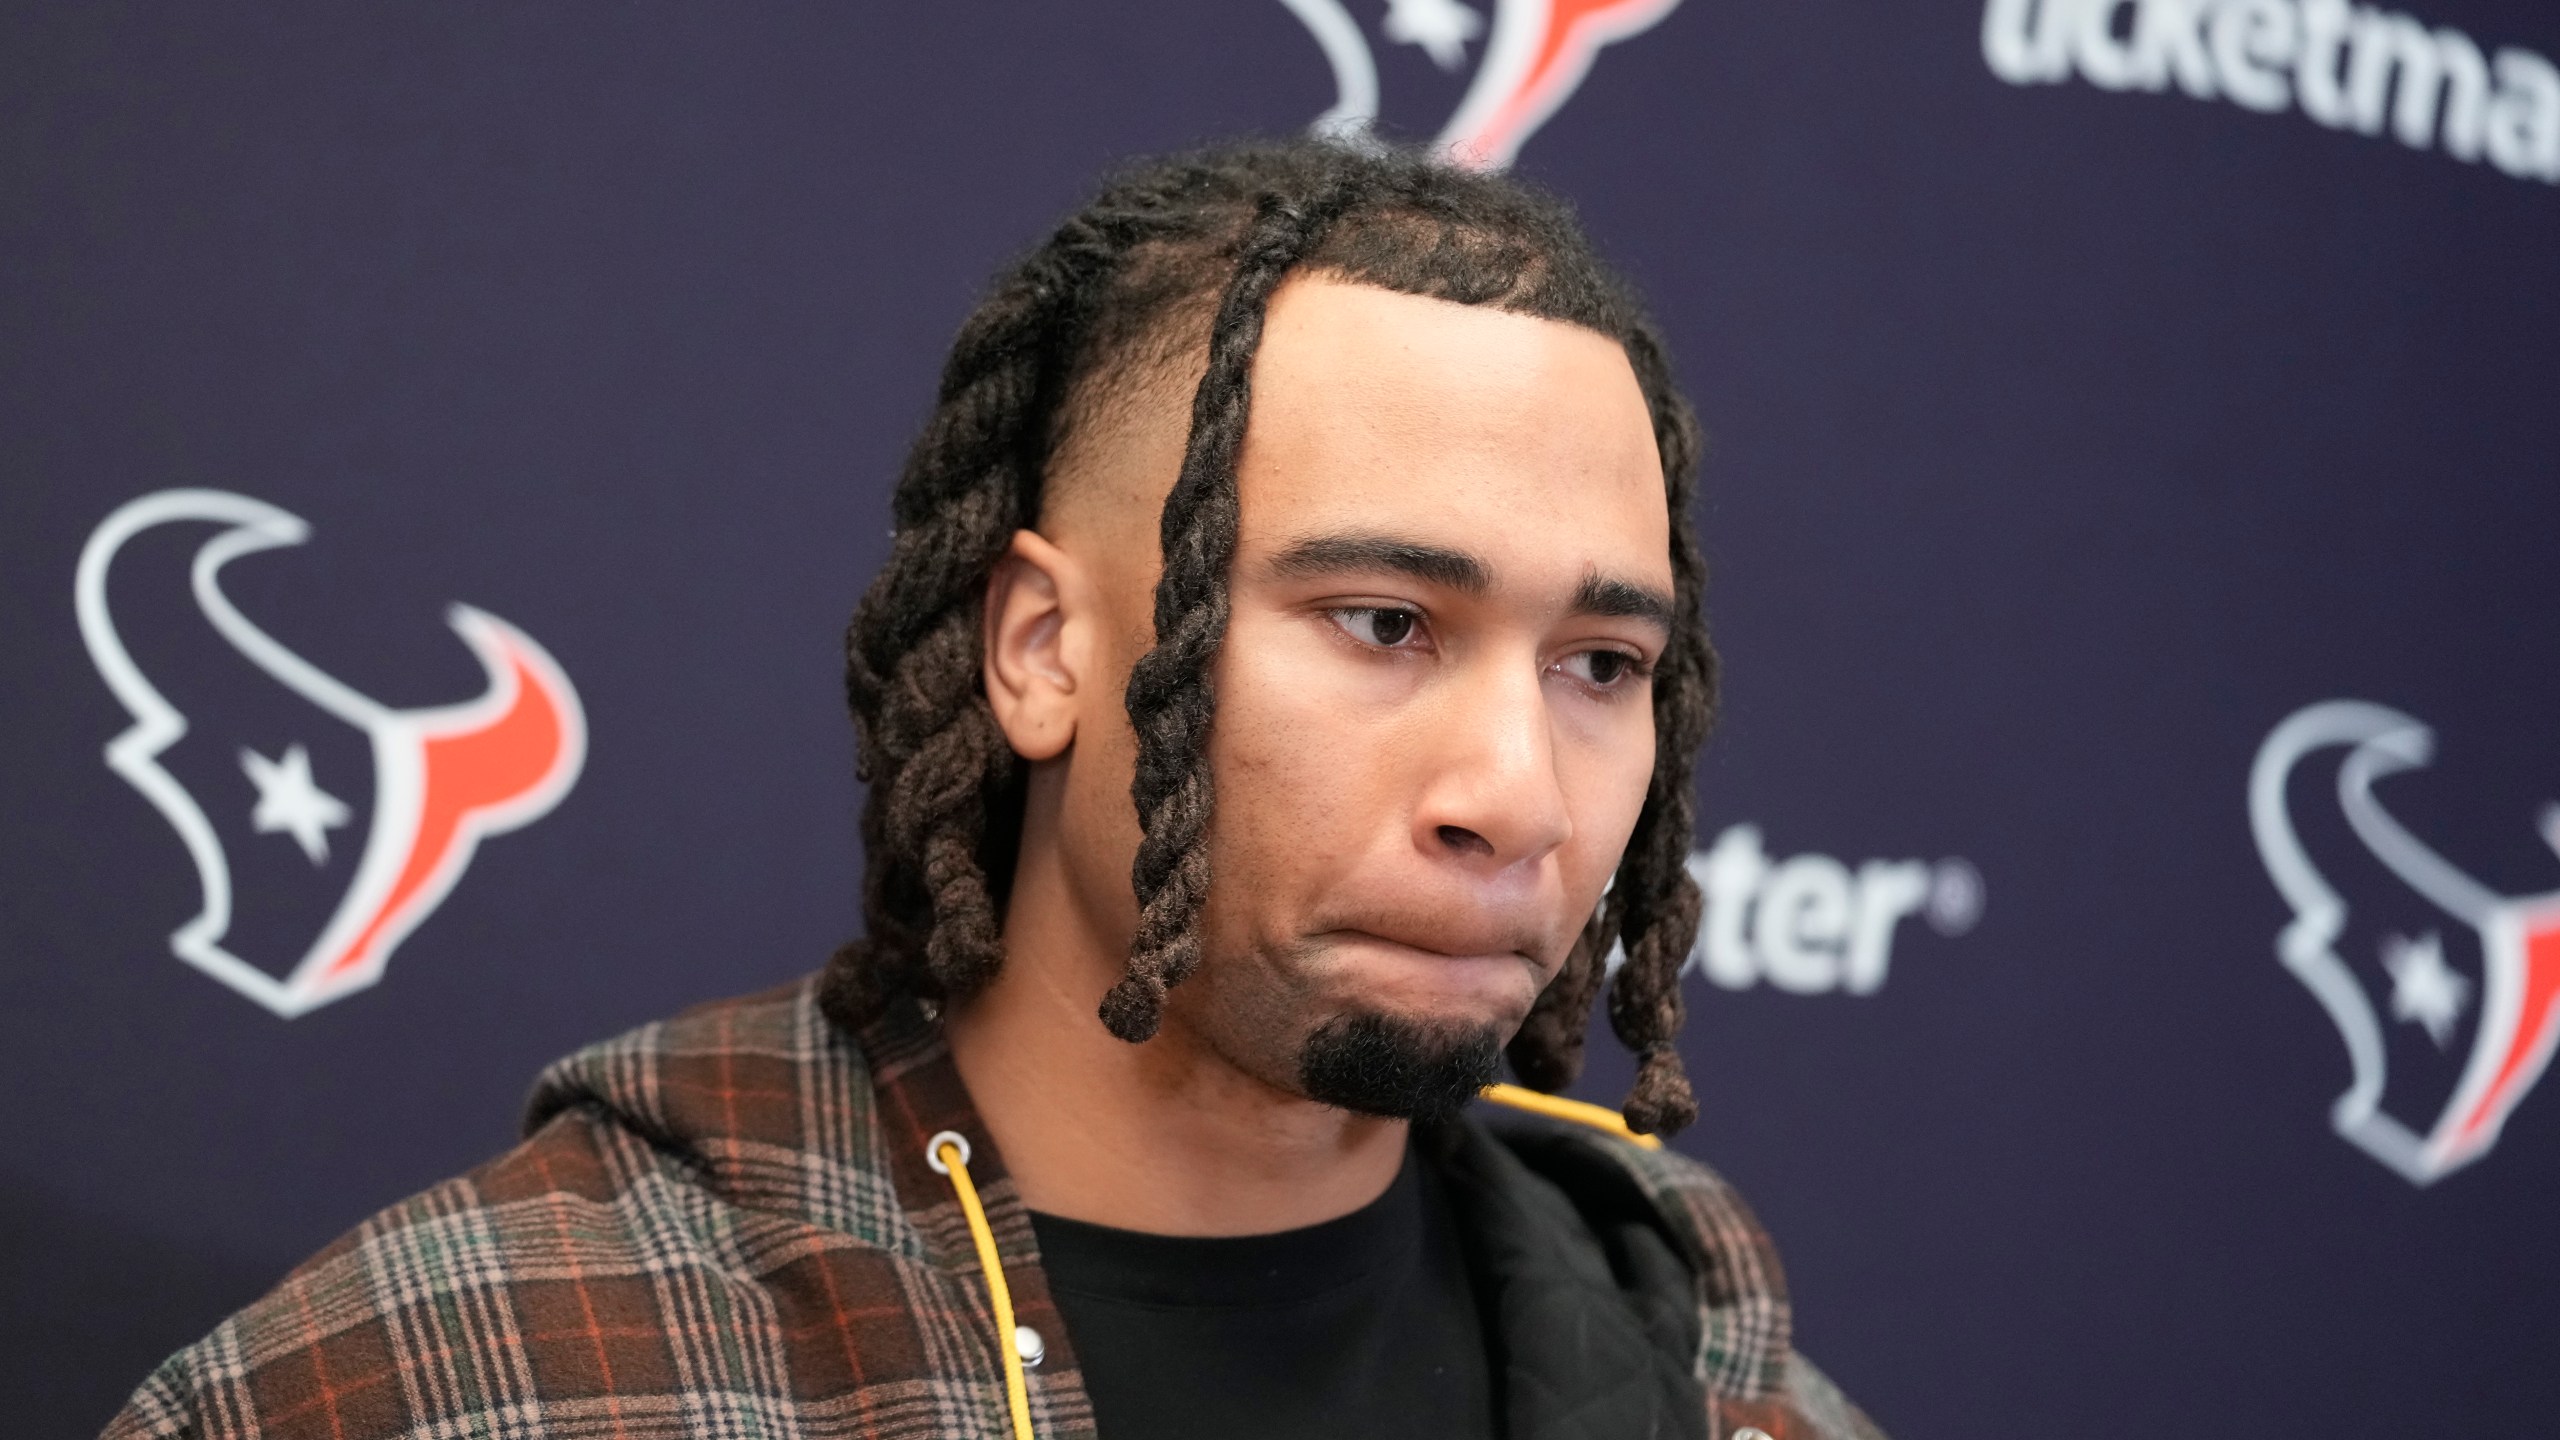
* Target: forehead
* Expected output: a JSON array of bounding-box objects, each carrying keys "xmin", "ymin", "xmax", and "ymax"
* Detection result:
[{"xmin": 1238, "ymin": 277, "xmax": 1669, "ymax": 590}]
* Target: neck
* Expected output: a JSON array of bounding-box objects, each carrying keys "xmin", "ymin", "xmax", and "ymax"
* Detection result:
[{"xmin": 945, "ymin": 885, "xmax": 1407, "ymax": 1238}]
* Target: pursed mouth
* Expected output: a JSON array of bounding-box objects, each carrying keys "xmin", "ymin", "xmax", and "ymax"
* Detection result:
[{"xmin": 1320, "ymin": 928, "xmax": 1542, "ymax": 968}]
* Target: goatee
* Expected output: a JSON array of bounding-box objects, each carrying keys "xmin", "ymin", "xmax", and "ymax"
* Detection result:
[{"xmin": 1296, "ymin": 1011, "xmax": 1503, "ymax": 1126}]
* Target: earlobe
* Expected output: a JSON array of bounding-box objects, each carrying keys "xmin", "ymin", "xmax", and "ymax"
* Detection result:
[{"xmin": 982, "ymin": 529, "xmax": 1084, "ymax": 762}]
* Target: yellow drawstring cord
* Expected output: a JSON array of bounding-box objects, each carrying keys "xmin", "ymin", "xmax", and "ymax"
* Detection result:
[
  {"xmin": 925, "ymin": 1085, "xmax": 1648, "ymax": 1438},
  {"xmin": 927, "ymin": 1131, "xmax": 1037, "ymax": 1440},
  {"xmin": 1479, "ymin": 1082, "xmax": 1665, "ymax": 1149}
]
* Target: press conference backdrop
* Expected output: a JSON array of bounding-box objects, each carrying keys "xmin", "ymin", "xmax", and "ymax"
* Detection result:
[{"xmin": 5, "ymin": 1, "xmax": 2556, "ymax": 1433}]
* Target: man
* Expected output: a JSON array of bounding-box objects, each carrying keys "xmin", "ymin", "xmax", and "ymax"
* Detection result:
[{"xmin": 110, "ymin": 141, "xmax": 1884, "ymax": 1440}]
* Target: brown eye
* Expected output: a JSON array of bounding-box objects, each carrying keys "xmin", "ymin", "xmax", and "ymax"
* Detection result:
[
  {"xmin": 1339, "ymin": 608, "xmax": 1419, "ymax": 647},
  {"xmin": 1560, "ymin": 649, "xmax": 1646, "ymax": 689}
]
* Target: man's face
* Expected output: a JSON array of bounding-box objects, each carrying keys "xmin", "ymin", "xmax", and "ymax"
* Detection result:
[{"xmin": 1030, "ymin": 276, "xmax": 1671, "ymax": 1115}]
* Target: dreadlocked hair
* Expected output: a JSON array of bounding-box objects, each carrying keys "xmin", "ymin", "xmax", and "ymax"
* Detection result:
[{"xmin": 818, "ymin": 138, "xmax": 1719, "ymax": 1134}]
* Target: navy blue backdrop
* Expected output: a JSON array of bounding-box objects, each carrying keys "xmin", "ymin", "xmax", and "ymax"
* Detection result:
[{"xmin": 6, "ymin": 2, "xmax": 2557, "ymax": 1435}]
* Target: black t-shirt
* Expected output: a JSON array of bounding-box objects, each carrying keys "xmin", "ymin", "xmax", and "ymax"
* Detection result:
[{"xmin": 1027, "ymin": 1148, "xmax": 1498, "ymax": 1440}]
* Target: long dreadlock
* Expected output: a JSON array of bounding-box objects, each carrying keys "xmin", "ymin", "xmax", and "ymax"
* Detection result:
[{"xmin": 817, "ymin": 139, "xmax": 1718, "ymax": 1134}]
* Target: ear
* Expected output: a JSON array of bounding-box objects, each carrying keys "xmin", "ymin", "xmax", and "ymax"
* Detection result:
[{"xmin": 983, "ymin": 528, "xmax": 1090, "ymax": 762}]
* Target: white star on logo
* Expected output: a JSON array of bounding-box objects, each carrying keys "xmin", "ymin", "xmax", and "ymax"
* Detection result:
[
  {"xmin": 1382, "ymin": 0, "xmax": 1484, "ymax": 72},
  {"xmin": 2380, "ymin": 931, "xmax": 2470, "ymax": 1049},
  {"xmin": 240, "ymin": 743, "xmax": 351, "ymax": 865}
]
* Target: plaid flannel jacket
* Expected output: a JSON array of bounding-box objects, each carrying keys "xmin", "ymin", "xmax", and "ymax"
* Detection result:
[{"xmin": 107, "ymin": 978, "xmax": 1882, "ymax": 1439}]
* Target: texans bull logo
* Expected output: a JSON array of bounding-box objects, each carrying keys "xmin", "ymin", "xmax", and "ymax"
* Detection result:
[
  {"xmin": 1281, "ymin": 0, "xmax": 1680, "ymax": 168},
  {"xmin": 2251, "ymin": 700, "xmax": 2560, "ymax": 1185},
  {"xmin": 75, "ymin": 489, "xmax": 585, "ymax": 1018}
]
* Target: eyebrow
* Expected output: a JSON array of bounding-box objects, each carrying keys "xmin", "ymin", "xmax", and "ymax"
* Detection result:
[
  {"xmin": 1264, "ymin": 530, "xmax": 1678, "ymax": 631},
  {"xmin": 1266, "ymin": 532, "xmax": 1490, "ymax": 594},
  {"xmin": 1571, "ymin": 569, "xmax": 1678, "ymax": 631}
]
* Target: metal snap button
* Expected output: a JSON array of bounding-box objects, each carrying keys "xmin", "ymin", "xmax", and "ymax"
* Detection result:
[
  {"xmin": 1014, "ymin": 1324, "xmax": 1046, "ymax": 1367},
  {"xmin": 1732, "ymin": 1428, "xmax": 1773, "ymax": 1440}
]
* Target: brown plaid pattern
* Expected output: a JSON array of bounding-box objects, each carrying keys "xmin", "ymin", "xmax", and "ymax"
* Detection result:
[{"xmin": 108, "ymin": 978, "xmax": 1879, "ymax": 1439}]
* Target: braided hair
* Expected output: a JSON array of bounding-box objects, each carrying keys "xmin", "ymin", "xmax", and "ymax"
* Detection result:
[{"xmin": 818, "ymin": 139, "xmax": 1718, "ymax": 1134}]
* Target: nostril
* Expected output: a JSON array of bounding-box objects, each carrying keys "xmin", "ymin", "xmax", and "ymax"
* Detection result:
[{"xmin": 1436, "ymin": 825, "xmax": 1495, "ymax": 857}]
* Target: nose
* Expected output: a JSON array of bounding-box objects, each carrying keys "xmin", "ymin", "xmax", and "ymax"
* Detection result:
[{"xmin": 1411, "ymin": 654, "xmax": 1572, "ymax": 871}]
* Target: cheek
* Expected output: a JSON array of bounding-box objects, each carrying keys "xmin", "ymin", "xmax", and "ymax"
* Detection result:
[
  {"xmin": 1201, "ymin": 621, "xmax": 1400, "ymax": 892},
  {"xmin": 1049, "ymin": 590, "xmax": 1160, "ymax": 937},
  {"xmin": 1066, "ymin": 706, "xmax": 1142, "ymax": 851},
  {"xmin": 1558, "ymin": 714, "xmax": 1656, "ymax": 904}
]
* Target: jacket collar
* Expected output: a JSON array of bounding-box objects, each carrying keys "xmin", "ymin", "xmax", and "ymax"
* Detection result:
[
  {"xmin": 523, "ymin": 979, "xmax": 1042, "ymax": 1274},
  {"xmin": 525, "ymin": 976, "xmax": 1797, "ymax": 1436}
]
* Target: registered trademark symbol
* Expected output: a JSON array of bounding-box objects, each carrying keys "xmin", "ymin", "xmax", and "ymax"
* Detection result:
[{"xmin": 1926, "ymin": 859, "xmax": 1984, "ymax": 936}]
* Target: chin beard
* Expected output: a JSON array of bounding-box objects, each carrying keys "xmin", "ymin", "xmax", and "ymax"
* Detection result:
[{"xmin": 1295, "ymin": 1011, "xmax": 1503, "ymax": 1127}]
